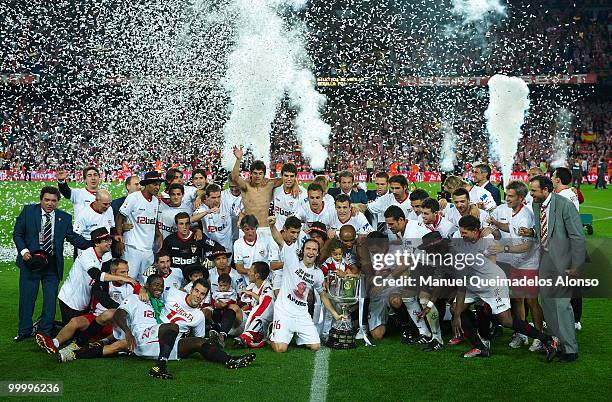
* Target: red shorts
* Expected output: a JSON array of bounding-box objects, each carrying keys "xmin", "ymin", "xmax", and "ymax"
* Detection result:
[
  {"xmin": 81, "ymin": 313, "xmax": 113, "ymax": 340},
  {"xmin": 509, "ymin": 268, "xmax": 539, "ymax": 298}
]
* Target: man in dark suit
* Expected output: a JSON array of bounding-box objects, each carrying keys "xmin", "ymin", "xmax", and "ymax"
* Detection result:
[
  {"xmin": 327, "ymin": 170, "xmax": 368, "ymax": 204},
  {"xmin": 473, "ymin": 163, "xmax": 501, "ymax": 205},
  {"xmin": 526, "ymin": 175, "xmax": 586, "ymax": 362},
  {"xmin": 595, "ymin": 158, "xmax": 607, "ymax": 189},
  {"xmin": 12, "ymin": 186, "xmax": 90, "ymax": 341}
]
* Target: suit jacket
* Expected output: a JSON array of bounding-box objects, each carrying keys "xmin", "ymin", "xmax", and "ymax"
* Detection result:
[
  {"xmin": 366, "ymin": 189, "xmax": 379, "ymax": 202},
  {"xmin": 327, "ymin": 187, "xmax": 368, "ymax": 204},
  {"xmin": 484, "ymin": 182, "xmax": 502, "ymax": 206},
  {"xmin": 532, "ymin": 194, "xmax": 586, "ymax": 274},
  {"xmin": 13, "ymin": 204, "xmax": 90, "ymax": 276},
  {"xmin": 111, "ymin": 196, "xmax": 126, "ymax": 218}
]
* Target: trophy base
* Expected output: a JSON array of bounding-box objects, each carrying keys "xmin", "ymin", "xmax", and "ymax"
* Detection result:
[{"xmin": 326, "ymin": 327, "xmax": 356, "ymax": 349}]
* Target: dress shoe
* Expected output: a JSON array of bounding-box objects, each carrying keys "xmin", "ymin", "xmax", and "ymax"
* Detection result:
[
  {"xmin": 558, "ymin": 353, "xmax": 579, "ymax": 363},
  {"xmin": 13, "ymin": 333, "xmax": 31, "ymax": 342}
]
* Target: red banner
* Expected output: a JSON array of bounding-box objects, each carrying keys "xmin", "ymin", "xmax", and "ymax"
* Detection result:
[
  {"xmin": 397, "ymin": 74, "xmax": 597, "ymax": 87},
  {"xmin": 1, "ymin": 169, "xmax": 607, "ymax": 183}
]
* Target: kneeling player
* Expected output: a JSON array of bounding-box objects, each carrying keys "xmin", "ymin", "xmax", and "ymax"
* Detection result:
[
  {"xmin": 235, "ymin": 262, "xmax": 275, "ymax": 348},
  {"xmin": 209, "ymin": 273, "xmax": 244, "ymax": 345},
  {"xmin": 37, "ymin": 258, "xmax": 138, "ymax": 354},
  {"xmin": 451, "ymin": 216, "xmax": 557, "ymax": 361},
  {"xmin": 270, "ymin": 239, "xmax": 343, "ymax": 352}
]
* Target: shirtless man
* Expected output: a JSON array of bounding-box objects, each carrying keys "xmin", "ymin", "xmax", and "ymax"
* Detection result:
[{"xmin": 231, "ymin": 146, "xmax": 298, "ymax": 235}]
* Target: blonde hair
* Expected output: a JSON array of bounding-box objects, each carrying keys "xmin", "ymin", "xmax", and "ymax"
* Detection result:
[
  {"xmin": 314, "ymin": 175, "xmax": 328, "ymax": 190},
  {"xmin": 443, "ymin": 175, "xmax": 468, "ymax": 193}
]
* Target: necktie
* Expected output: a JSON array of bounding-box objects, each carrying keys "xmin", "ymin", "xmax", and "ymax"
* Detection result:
[
  {"xmin": 42, "ymin": 213, "xmax": 54, "ymax": 254},
  {"xmin": 540, "ymin": 206, "xmax": 548, "ymax": 249}
]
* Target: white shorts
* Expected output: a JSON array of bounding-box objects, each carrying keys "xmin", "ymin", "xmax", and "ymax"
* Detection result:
[
  {"xmin": 133, "ymin": 324, "xmax": 180, "ymax": 361},
  {"xmin": 367, "ymin": 286, "xmax": 401, "ymax": 330},
  {"xmin": 123, "ymin": 245, "xmax": 154, "ymax": 284},
  {"xmin": 464, "ymin": 286, "xmax": 511, "ymax": 315},
  {"xmin": 270, "ymin": 304, "xmax": 320, "ymax": 346},
  {"xmin": 368, "ymin": 296, "xmax": 390, "ymax": 330}
]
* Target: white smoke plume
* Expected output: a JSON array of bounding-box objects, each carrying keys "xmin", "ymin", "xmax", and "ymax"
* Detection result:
[
  {"xmin": 445, "ymin": 0, "xmax": 507, "ymax": 40},
  {"xmin": 440, "ymin": 120, "xmax": 458, "ymax": 172},
  {"xmin": 221, "ymin": 0, "xmax": 330, "ymax": 170},
  {"xmin": 485, "ymin": 74, "xmax": 530, "ymax": 186},
  {"xmin": 451, "ymin": 0, "xmax": 506, "ymax": 25},
  {"xmin": 551, "ymin": 107, "xmax": 574, "ymax": 168}
]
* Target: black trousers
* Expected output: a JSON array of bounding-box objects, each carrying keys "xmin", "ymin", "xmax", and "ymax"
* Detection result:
[{"xmin": 59, "ymin": 299, "xmax": 88, "ymax": 325}]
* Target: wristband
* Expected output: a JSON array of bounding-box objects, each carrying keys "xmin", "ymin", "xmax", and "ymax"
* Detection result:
[{"xmin": 426, "ymin": 301, "xmax": 434, "ymax": 308}]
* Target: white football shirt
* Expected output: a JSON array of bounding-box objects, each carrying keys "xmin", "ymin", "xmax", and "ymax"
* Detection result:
[
  {"xmin": 557, "ymin": 188, "xmax": 579, "ymax": 211},
  {"xmin": 367, "ymin": 192, "xmax": 413, "ymax": 219},
  {"xmin": 92, "ymin": 282, "xmax": 139, "ymax": 316},
  {"xmin": 423, "ymin": 214, "xmax": 457, "ymax": 238},
  {"xmin": 444, "ymin": 203, "xmax": 490, "ymax": 229},
  {"xmin": 276, "ymin": 256, "xmax": 324, "ymax": 317},
  {"xmin": 161, "ymin": 267, "xmax": 184, "ymax": 291},
  {"xmin": 70, "ymin": 188, "xmax": 97, "ymax": 219},
  {"xmin": 118, "ymin": 294, "xmax": 158, "ymax": 335},
  {"xmin": 161, "ymin": 287, "xmax": 206, "ymax": 336},
  {"xmin": 58, "ymin": 247, "xmax": 112, "ymax": 311},
  {"xmin": 273, "ymin": 186, "xmax": 308, "ymax": 230},
  {"xmin": 293, "ymin": 200, "xmax": 336, "ymax": 228},
  {"xmin": 509, "ymin": 204, "xmax": 540, "ymax": 270},
  {"xmin": 490, "ymin": 203, "xmax": 513, "ymax": 264},
  {"xmin": 194, "ymin": 191, "xmax": 235, "ymax": 253},
  {"xmin": 157, "ymin": 201, "xmax": 192, "ymax": 239},
  {"xmin": 74, "ymin": 203, "xmax": 115, "ymax": 240},
  {"xmin": 119, "ymin": 191, "xmax": 160, "ymax": 251},
  {"xmin": 469, "ymin": 185, "xmax": 497, "ymax": 211},
  {"xmin": 328, "ymin": 212, "xmax": 373, "ymax": 235},
  {"xmin": 234, "ymin": 234, "xmax": 280, "ymax": 283}
]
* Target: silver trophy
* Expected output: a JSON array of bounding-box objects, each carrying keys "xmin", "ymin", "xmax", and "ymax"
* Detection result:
[{"xmin": 325, "ymin": 272, "xmax": 360, "ymax": 349}]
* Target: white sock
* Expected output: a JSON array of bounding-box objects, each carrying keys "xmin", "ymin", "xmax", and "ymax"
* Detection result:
[
  {"xmin": 420, "ymin": 299, "xmax": 443, "ymax": 344},
  {"xmin": 52, "ymin": 338, "xmax": 60, "ymax": 348},
  {"xmin": 403, "ymin": 297, "xmax": 431, "ymax": 337}
]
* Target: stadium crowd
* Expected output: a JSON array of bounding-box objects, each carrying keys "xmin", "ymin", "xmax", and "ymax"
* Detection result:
[
  {"xmin": 310, "ymin": 0, "xmax": 611, "ymax": 77},
  {"xmin": 1, "ymin": 86, "xmax": 610, "ymax": 178},
  {"xmin": 1, "ymin": 0, "xmax": 610, "ymax": 177},
  {"xmin": 13, "ymin": 152, "xmax": 589, "ymax": 378}
]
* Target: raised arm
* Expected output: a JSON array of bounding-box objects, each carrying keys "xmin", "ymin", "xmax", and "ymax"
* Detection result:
[
  {"xmin": 56, "ymin": 169, "xmax": 72, "ymax": 200},
  {"xmin": 231, "ymin": 146, "xmax": 248, "ymax": 191},
  {"xmin": 268, "ymin": 216, "xmax": 284, "ymax": 249}
]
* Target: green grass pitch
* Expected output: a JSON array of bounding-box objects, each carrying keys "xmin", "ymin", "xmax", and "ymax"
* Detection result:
[{"xmin": 0, "ymin": 181, "xmax": 610, "ymax": 401}]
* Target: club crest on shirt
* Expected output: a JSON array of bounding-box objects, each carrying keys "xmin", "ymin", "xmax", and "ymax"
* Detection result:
[
  {"xmin": 259, "ymin": 250, "xmax": 265, "ymax": 256},
  {"xmin": 190, "ymin": 243, "xmax": 198, "ymax": 254}
]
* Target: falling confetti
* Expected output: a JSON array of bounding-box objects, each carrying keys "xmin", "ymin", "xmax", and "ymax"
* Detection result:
[{"xmin": 0, "ymin": 0, "xmax": 604, "ymax": 258}]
